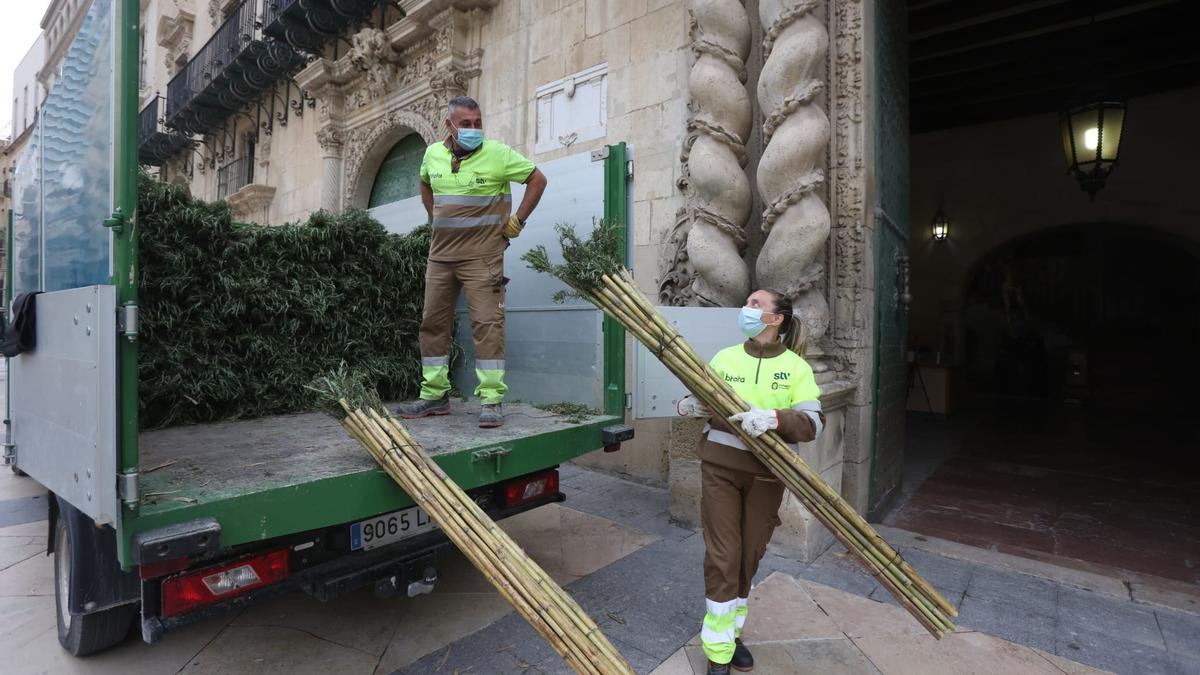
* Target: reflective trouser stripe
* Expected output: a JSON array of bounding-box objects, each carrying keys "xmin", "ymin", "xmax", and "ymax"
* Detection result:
[
  {"xmin": 420, "ymin": 361, "xmax": 451, "ymax": 401},
  {"xmin": 701, "ymin": 598, "xmax": 738, "ymax": 665},
  {"xmin": 735, "ymin": 597, "xmax": 748, "ymax": 637},
  {"xmin": 474, "ymin": 367, "xmax": 507, "ymax": 405}
]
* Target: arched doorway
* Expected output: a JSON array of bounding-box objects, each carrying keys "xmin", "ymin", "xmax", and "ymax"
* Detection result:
[
  {"xmin": 367, "ymin": 133, "xmax": 426, "ymax": 208},
  {"xmin": 887, "ymin": 224, "xmax": 1200, "ymax": 584}
]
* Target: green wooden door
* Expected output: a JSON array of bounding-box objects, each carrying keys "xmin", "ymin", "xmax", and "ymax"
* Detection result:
[{"xmin": 368, "ymin": 134, "xmax": 426, "ymax": 208}]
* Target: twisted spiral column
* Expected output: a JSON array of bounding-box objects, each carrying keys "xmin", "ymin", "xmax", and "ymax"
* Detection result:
[
  {"xmin": 756, "ymin": 0, "xmax": 831, "ymax": 339},
  {"xmin": 664, "ymin": 0, "xmax": 753, "ymax": 307}
]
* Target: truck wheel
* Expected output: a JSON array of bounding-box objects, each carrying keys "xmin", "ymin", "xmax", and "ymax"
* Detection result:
[{"xmin": 54, "ymin": 518, "xmax": 136, "ymax": 656}]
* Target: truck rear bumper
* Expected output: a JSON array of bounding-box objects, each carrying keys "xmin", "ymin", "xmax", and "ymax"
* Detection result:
[{"xmin": 141, "ymin": 491, "xmax": 565, "ymax": 643}]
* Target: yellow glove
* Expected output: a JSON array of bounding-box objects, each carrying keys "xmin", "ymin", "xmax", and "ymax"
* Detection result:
[{"xmin": 503, "ymin": 215, "xmax": 525, "ymax": 240}]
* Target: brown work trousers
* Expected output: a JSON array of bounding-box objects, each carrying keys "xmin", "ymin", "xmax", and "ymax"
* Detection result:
[
  {"xmin": 701, "ymin": 460, "xmax": 786, "ymax": 602},
  {"xmin": 418, "ymin": 254, "xmax": 507, "ymax": 361}
]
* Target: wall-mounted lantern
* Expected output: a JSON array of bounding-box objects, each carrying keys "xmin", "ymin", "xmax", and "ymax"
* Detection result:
[
  {"xmin": 1060, "ymin": 101, "xmax": 1125, "ymax": 200},
  {"xmin": 931, "ymin": 209, "xmax": 949, "ymax": 242}
]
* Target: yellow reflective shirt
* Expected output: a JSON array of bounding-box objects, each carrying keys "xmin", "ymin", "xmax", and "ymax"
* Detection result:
[{"xmin": 419, "ymin": 138, "xmax": 535, "ymax": 262}]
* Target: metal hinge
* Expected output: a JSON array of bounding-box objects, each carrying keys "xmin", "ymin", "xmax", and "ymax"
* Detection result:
[
  {"xmin": 471, "ymin": 446, "xmax": 511, "ymax": 473},
  {"xmin": 102, "ymin": 208, "xmax": 127, "ymax": 235},
  {"xmin": 625, "ymin": 393, "xmax": 633, "ymax": 410},
  {"xmin": 626, "ymin": 160, "xmax": 634, "ymax": 179},
  {"xmin": 117, "ymin": 304, "xmax": 138, "ymax": 343},
  {"xmin": 118, "ymin": 472, "xmax": 139, "ymax": 505},
  {"xmin": 2, "ymin": 442, "xmax": 15, "ymax": 466}
]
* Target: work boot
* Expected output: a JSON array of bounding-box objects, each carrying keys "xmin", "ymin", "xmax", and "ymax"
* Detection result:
[
  {"xmin": 394, "ymin": 395, "xmax": 450, "ymax": 419},
  {"xmin": 731, "ymin": 638, "xmax": 754, "ymax": 671},
  {"xmin": 479, "ymin": 403, "xmax": 504, "ymax": 428},
  {"xmin": 706, "ymin": 661, "xmax": 731, "ymax": 675}
]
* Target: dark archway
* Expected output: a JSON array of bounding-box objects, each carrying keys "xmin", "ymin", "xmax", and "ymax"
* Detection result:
[{"xmin": 960, "ymin": 223, "xmax": 1200, "ymax": 409}]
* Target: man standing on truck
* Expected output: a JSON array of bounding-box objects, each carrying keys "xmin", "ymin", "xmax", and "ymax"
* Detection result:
[{"xmin": 395, "ymin": 96, "xmax": 548, "ymax": 429}]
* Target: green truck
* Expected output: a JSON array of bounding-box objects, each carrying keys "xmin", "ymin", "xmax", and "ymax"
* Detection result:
[{"xmin": 4, "ymin": 0, "xmax": 632, "ymax": 656}]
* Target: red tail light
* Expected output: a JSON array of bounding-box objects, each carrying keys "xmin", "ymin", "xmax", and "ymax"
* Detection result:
[
  {"xmin": 504, "ymin": 470, "xmax": 559, "ymax": 507},
  {"xmin": 162, "ymin": 549, "xmax": 289, "ymax": 617}
]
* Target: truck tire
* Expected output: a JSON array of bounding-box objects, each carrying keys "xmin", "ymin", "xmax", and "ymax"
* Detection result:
[{"xmin": 54, "ymin": 517, "xmax": 136, "ymax": 656}]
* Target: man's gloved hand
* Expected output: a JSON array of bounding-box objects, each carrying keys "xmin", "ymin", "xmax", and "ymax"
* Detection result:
[
  {"xmin": 503, "ymin": 215, "xmax": 525, "ymax": 240},
  {"xmin": 677, "ymin": 395, "xmax": 711, "ymax": 418},
  {"xmin": 728, "ymin": 408, "xmax": 779, "ymax": 438}
]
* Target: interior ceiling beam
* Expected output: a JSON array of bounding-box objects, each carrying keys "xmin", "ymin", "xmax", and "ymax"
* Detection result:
[
  {"xmin": 910, "ymin": 0, "xmax": 1070, "ymax": 41},
  {"xmin": 910, "ymin": 0, "xmax": 1181, "ymax": 63}
]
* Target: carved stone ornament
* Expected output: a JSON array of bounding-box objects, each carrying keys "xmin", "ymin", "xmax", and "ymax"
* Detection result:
[
  {"xmin": 756, "ymin": 0, "xmax": 832, "ymax": 343},
  {"xmin": 348, "ymin": 27, "xmax": 405, "ymax": 101},
  {"xmin": 341, "ymin": 108, "xmax": 439, "ymax": 207},
  {"xmin": 659, "ymin": 2, "xmax": 753, "ymax": 308},
  {"xmin": 157, "ymin": 9, "xmax": 195, "ymax": 77},
  {"xmin": 226, "ymin": 184, "xmax": 277, "ymax": 222},
  {"xmin": 316, "ymin": 127, "xmax": 345, "ymax": 153},
  {"xmin": 831, "ymin": 0, "xmax": 868, "ymax": 355}
]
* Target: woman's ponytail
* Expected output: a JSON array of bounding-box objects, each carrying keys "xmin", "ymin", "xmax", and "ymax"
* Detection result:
[{"xmin": 765, "ymin": 289, "xmax": 807, "ymax": 357}]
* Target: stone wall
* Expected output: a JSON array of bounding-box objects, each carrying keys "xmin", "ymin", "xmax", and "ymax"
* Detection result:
[{"xmin": 907, "ymin": 86, "xmax": 1200, "ymax": 354}]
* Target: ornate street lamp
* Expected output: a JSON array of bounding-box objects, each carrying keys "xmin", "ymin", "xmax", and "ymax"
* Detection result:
[
  {"xmin": 1060, "ymin": 101, "xmax": 1125, "ymax": 200},
  {"xmin": 931, "ymin": 209, "xmax": 949, "ymax": 242}
]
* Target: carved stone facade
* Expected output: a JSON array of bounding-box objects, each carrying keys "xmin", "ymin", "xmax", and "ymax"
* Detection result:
[
  {"xmin": 659, "ymin": 0, "xmax": 753, "ymax": 308},
  {"xmin": 157, "ymin": 9, "xmax": 195, "ymax": 77},
  {"xmin": 296, "ymin": 3, "xmax": 491, "ymax": 215}
]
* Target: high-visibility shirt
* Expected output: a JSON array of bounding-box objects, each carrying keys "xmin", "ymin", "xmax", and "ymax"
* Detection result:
[
  {"xmin": 704, "ymin": 342, "xmax": 823, "ymax": 455},
  {"xmin": 419, "ymin": 138, "xmax": 536, "ymax": 262}
]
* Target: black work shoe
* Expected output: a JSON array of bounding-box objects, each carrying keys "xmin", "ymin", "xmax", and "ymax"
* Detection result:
[
  {"xmin": 706, "ymin": 661, "xmax": 731, "ymax": 675},
  {"xmin": 394, "ymin": 395, "xmax": 450, "ymax": 419},
  {"xmin": 478, "ymin": 403, "xmax": 504, "ymax": 428},
  {"xmin": 732, "ymin": 638, "xmax": 754, "ymax": 671}
]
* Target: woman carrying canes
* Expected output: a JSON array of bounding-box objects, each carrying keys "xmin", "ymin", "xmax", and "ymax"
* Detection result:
[{"xmin": 677, "ymin": 289, "xmax": 825, "ymax": 674}]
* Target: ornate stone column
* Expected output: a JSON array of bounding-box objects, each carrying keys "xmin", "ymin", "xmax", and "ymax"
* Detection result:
[
  {"xmin": 755, "ymin": 0, "xmax": 831, "ymax": 341},
  {"xmin": 317, "ymin": 128, "xmax": 344, "ymax": 213},
  {"xmin": 660, "ymin": 0, "xmax": 754, "ymax": 308}
]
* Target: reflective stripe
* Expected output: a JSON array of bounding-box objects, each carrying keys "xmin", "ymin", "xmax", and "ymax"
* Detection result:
[
  {"xmin": 433, "ymin": 194, "xmax": 511, "ymax": 206},
  {"xmin": 705, "ymin": 597, "xmax": 739, "ymax": 616},
  {"xmin": 701, "ymin": 624, "xmax": 736, "ymax": 644},
  {"xmin": 735, "ymin": 598, "xmax": 748, "ymax": 632},
  {"xmin": 706, "ymin": 428, "xmax": 748, "ymax": 451},
  {"xmin": 431, "ymin": 215, "xmax": 504, "ymax": 229},
  {"xmin": 476, "ymin": 359, "xmax": 505, "ymax": 371},
  {"xmin": 792, "ymin": 400, "xmax": 824, "ymax": 438},
  {"xmin": 422, "ymin": 356, "xmax": 449, "ymax": 367}
]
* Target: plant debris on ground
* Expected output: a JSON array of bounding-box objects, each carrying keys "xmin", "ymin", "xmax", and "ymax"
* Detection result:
[
  {"xmin": 138, "ymin": 175, "xmax": 430, "ymax": 428},
  {"xmin": 533, "ymin": 402, "xmax": 599, "ymax": 424}
]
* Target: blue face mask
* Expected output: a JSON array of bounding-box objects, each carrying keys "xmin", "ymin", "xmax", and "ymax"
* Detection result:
[
  {"xmin": 738, "ymin": 307, "xmax": 767, "ymax": 338},
  {"xmin": 456, "ymin": 128, "xmax": 484, "ymax": 151}
]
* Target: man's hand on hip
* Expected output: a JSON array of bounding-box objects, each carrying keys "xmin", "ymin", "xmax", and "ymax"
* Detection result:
[{"xmin": 503, "ymin": 215, "xmax": 525, "ymax": 240}]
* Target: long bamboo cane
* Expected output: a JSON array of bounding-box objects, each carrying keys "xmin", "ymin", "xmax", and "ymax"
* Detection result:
[
  {"xmin": 335, "ymin": 402, "xmax": 632, "ymax": 673},
  {"xmin": 566, "ymin": 271, "xmax": 958, "ymax": 635}
]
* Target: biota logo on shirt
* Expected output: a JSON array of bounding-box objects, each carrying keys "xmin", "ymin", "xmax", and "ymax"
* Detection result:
[{"xmin": 725, "ymin": 373, "xmax": 746, "ymax": 383}]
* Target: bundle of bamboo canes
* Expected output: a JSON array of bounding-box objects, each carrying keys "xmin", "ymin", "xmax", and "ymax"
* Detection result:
[
  {"xmin": 336, "ymin": 401, "xmax": 634, "ymax": 674},
  {"xmin": 555, "ymin": 268, "xmax": 959, "ymax": 638}
]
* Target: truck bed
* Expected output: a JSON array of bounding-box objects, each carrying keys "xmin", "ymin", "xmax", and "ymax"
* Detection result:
[{"xmin": 127, "ymin": 402, "xmax": 619, "ymax": 557}]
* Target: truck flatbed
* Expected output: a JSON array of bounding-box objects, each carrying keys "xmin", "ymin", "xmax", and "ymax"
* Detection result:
[{"xmin": 129, "ymin": 403, "xmax": 619, "ymax": 555}]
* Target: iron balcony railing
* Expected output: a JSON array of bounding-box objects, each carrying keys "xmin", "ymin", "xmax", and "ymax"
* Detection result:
[
  {"xmin": 263, "ymin": 0, "xmax": 383, "ymax": 54},
  {"xmin": 166, "ymin": 2, "xmax": 256, "ymax": 121},
  {"xmin": 217, "ymin": 156, "xmax": 254, "ymax": 200},
  {"xmin": 138, "ymin": 95, "xmax": 194, "ymax": 166}
]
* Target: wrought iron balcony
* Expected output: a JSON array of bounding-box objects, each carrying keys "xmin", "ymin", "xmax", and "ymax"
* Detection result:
[
  {"xmin": 138, "ymin": 96, "xmax": 194, "ymax": 166},
  {"xmin": 263, "ymin": 0, "xmax": 385, "ymax": 55},
  {"xmin": 164, "ymin": 0, "xmax": 306, "ymax": 138},
  {"xmin": 217, "ymin": 156, "xmax": 254, "ymax": 200}
]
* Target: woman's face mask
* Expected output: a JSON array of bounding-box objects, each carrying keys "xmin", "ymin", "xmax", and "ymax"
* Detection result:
[{"xmin": 738, "ymin": 307, "xmax": 767, "ymax": 338}]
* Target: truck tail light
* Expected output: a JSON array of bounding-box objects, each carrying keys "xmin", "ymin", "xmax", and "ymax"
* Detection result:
[
  {"xmin": 162, "ymin": 549, "xmax": 289, "ymax": 617},
  {"xmin": 504, "ymin": 470, "xmax": 559, "ymax": 507}
]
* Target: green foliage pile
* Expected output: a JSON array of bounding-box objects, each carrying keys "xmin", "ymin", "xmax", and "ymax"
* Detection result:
[
  {"xmin": 138, "ymin": 177, "xmax": 429, "ymax": 429},
  {"xmin": 521, "ymin": 219, "xmax": 623, "ymax": 303}
]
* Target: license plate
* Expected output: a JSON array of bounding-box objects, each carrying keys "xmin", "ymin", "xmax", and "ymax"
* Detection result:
[{"xmin": 350, "ymin": 506, "xmax": 437, "ymax": 551}]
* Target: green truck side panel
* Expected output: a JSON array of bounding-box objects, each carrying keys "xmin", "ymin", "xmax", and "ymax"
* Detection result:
[
  {"xmin": 120, "ymin": 416, "xmax": 621, "ymax": 562},
  {"xmin": 115, "ymin": 0, "xmax": 141, "ymax": 499},
  {"xmin": 869, "ymin": 0, "xmax": 910, "ymax": 510},
  {"xmin": 602, "ymin": 143, "xmax": 628, "ymax": 417}
]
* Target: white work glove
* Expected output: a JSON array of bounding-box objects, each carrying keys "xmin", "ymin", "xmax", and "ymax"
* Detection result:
[
  {"xmin": 677, "ymin": 395, "xmax": 711, "ymax": 418},
  {"xmin": 728, "ymin": 408, "xmax": 779, "ymax": 438}
]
